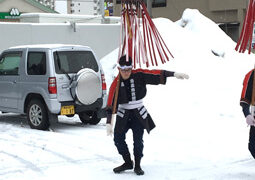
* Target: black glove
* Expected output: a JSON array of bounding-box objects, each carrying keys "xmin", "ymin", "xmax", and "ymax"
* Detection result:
[
  {"xmin": 164, "ymin": 70, "xmax": 174, "ymax": 77},
  {"xmin": 106, "ymin": 108, "xmax": 112, "ymax": 124},
  {"xmin": 106, "ymin": 113, "xmax": 112, "ymax": 124}
]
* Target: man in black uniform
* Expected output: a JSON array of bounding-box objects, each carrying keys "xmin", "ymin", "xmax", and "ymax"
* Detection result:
[
  {"xmin": 240, "ymin": 69, "xmax": 255, "ymax": 159},
  {"xmin": 106, "ymin": 55, "xmax": 189, "ymax": 175}
]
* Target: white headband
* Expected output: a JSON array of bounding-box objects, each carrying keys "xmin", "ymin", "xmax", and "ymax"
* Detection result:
[{"xmin": 118, "ymin": 65, "xmax": 133, "ymax": 70}]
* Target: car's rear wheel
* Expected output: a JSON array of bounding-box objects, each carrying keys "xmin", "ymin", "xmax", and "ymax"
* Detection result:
[
  {"xmin": 78, "ymin": 112, "xmax": 101, "ymax": 125},
  {"xmin": 27, "ymin": 99, "xmax": 49, "ymax": 130}
]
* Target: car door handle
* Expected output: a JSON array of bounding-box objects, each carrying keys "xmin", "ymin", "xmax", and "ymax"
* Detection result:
[
  {"xmin": 12, "ymin": 80, "xmax": 17, "ymax": 84},
  {"xmin": 62, "ymin": 84, "xmax": 69, "ymax": 89}
]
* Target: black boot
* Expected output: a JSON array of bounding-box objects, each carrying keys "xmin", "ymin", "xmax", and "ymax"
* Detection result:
[
  {"xmin": 113, "ymin": 154, "xmax": 133, "ymax": 173},
  {"xmin": 134, "ymin": 157, "xmax": 144, "ymax": 175}
]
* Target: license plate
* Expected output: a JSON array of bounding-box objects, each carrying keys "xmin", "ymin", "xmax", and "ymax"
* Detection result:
[{"xmin": 61, "ymin": 105, "xmax": 75, "ymax": 115}]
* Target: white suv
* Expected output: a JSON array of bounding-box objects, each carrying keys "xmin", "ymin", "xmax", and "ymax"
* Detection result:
[{"xmin": 0, "ymin": 44, "xmax": 107, "ymax": 130}]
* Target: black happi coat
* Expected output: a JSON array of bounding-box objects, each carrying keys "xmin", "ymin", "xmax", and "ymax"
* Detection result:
[
  {"xmin": 240, "ymin": 69, "xmax": 254, "ymax": 105},
  {"xmin": 240, "ymin": 69, "xmax": 254, "ymax": 117},
  {"xmin": 107, "ymin": 69, "xmax": 169, "ymax": 134}
]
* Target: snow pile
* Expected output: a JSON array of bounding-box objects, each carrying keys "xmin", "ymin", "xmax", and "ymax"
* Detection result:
[{"xmin": 176, "ymin": 8, "xmax": 236, "ymax": 57}]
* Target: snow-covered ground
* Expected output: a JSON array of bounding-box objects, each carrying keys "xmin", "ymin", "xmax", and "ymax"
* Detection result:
[{"xmin": 1, "ymin": 8, "xmax": 255, "ymax": 180}]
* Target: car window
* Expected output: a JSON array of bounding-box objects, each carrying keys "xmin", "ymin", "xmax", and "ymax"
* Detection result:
[
  {"xmin": 53, "ymin": 51, "xmax": 98, "ymax": 74},
  {"xmin": 27, "ymin": 52, "xmax": 46, "ymax": 75},
  {"xmin": 0, "ymin": 52, "xmax": 22, "ymax": 75}
]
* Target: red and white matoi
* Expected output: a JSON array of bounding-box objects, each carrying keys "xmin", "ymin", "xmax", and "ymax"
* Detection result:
[
  {"xmin": 236, "ymin": 0, "xmax": 255, "ymax": 54},
  {"xmin": 118, "ymin": 0, "xmax": 174, "ymax": 68}
]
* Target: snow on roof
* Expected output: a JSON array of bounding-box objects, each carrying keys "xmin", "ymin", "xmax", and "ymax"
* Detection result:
[
  {"xmin": 8, "ymin": 44, "xmax": 89, "ymax": 50},
  {"xmin": 20, "ymin": 13, "xmax": 101, "ymax": 19}
]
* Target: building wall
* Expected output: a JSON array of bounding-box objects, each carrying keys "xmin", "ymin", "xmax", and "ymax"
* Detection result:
[
  {"xmin": 67, "ymin": 0, "xmax": 71, "ymax": 14},
  {"xmin": 67, "ymin": 0, "xmax": 102, "ymax": 15},
  {"xmin": 0, "ymin": 22, "xmax": 120, "ymax": 59},
  {"xmin": 113, "ymin": 0, "xmax": 249, "ymax": 41},
  {"xmin": 113, "ymin": 0, "xmax": 247, "ymax": 21},
  {"xmin": 71, "ymin": 2, "xmax": 95, "ymax": 15}
]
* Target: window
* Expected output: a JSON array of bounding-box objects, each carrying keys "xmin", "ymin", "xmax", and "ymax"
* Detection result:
[
  {"xmin": 27, "ymin": 52, "xmax": 46, "ymax": 75},
  {"xmin": 0, "ymin": 52, "xmax": 22, "ymax": 75},
  {"xmin": 152, "ymin": 0, "xmax": 166, "ymax": 8},
  {"xmin": 54, "ymin": 51, "xmax": 98, "ymax": 74}
]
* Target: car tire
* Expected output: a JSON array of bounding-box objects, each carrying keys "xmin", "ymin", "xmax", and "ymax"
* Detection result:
[
  {"xmin": 75, "ymin": 68, "xmax": 102, "ymax": 105},
  {"xmin": 89, "ymin": 113, "xmax": 101, "ymax": 125},
  {"xmin": 27, "ymin": 99, "xmax": 49, "ymax": 130},
  {"xmin": 78, "ymin": 112, "xmax": 101, "ymax": 125}
]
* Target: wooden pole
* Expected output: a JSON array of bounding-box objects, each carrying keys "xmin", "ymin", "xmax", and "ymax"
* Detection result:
[
  {"xmin": 110, "ymin": 74, "xmax": 121, "ymax": 126},
  {"xmin": 112, "ymin": 74, "xmax": 120, "ymax": 114}
]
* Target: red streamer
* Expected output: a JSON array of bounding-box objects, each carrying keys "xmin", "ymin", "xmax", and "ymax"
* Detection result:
[
  {"xmin": 236, "ymin": 0, "xmax": 255, "ymax": 54},
  {"xmin": 118, "ymin": 0, "xmax": 174, "ymax": 68}
]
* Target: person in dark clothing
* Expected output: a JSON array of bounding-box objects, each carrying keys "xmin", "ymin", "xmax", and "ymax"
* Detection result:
[
  {"xmin": 240, "ymin": 69, "xmax": 255, "ymax": 159},
  {"xmin": 106, "ymin": 55, "xmax": 189, "ymax": 175}
]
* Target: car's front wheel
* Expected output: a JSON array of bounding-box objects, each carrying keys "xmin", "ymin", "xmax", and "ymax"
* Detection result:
[{"xmin": 27, "ymin": 99, "xmax": 49, "ymax": 130}]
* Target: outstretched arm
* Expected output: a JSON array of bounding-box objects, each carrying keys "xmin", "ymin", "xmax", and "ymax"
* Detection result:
[
  {"xmin": 164, "ymin": 70, "xmax": 189, "ymax": 79},
  {"xmin": 133, "ymin": 69, "xmax": 189, "ymax": 85}
]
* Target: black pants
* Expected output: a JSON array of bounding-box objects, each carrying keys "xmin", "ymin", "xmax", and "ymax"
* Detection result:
[
  {"xmin": 114, "ymin": 111, "xmax": 144, "ymax": 158},
  {"xmin": 249, "ymin": 126, "xmax": 255, "ymax": 159}
]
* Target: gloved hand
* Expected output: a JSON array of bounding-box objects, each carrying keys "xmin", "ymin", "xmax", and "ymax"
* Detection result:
[
  {"xmin": 246, "ymin": 114, "xmax": 255, "ymax": 126},
  {"xmin": 106, "ymin": 123, "xmax": 113, "ymax": 136},
  {"xmin": 174, "ymin": 72, "xmax": 189, "ymax": 79},
  {"xmin": 106, "ymin": 113, "xmax": 112, "ymax": 124}
]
